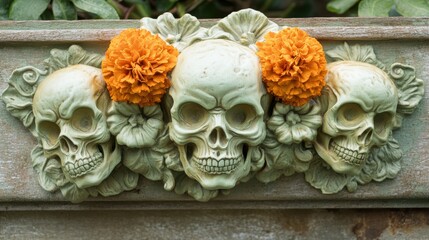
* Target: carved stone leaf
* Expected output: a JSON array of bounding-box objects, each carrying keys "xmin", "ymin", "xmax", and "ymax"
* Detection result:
[
  {"xmin": 123, "ymin": 147, "xmax": 164, "ymax": 181},
  {"xmin": 2, "ymin": 66, "xmax": 47, "ymax": 136},
  {"xmin": 326, "ymin": 42, "xmax": 385, "ymax": 70},
  {"xmin": 293, "ymin": 143, "xmax": 314, "ymax": 172},
  {"xmin": 356, "ymin": 134, "xmax": 403, "ymax": 184},
  {"xmin": 304, "ymin": 158, "xmax": 351, "ymax": 194},
  {"xmin": 163, "ymin": 147, "xmax": 182, "ymax": 172},
  {"xmin": 161, "ymin": 169, "xmax": 175, "ymax": 191},
  {"xmin": 239, "ymin": 147, "xmax": 265, "ymax": 183},
  {"xmin": 249, "ymin": 146, "xmax": 265, "ymax": 172},
  {"xmin": 60, "ymin": 183, "xmax": 90, "ymax": 203},
  {"xmin": 257, "ymin": 130, "xmax": 314, "ymax": 183},
  {"xmin": 44, "ymin": 159, "xmax": 68, "ymax": 188},
  {"xmin": 44, "ymin": 45, "xmax": 103, "ymax": 73},
  {"xmin": 123, "ymin": 126, "xmax": 177, "ymax": 184},
  {"xmin": 96, "ymin": 164, "xmax": 139, "ymax": 197},
  {"xmin": 67, "ymin": 45, "xmax": 102, "ymax": 66},
  {"xmin": 45, "ymin": 48, "xmax": 68, "ymax": 72},
  {"xmin": 389, "ymin": 63, "xmax": 425, "ymax": 115},
  {"xmin": 158, "ymin": 127, "xmax": 183, "ymax": 172},
  {"xmin": 207, "ymin": 8, "xmax": 279, "ymax": 49},
  {"xmin": 174, "ymin": 173, "xmax": 219, "ymax": 202},
  {"xmin": 140, "ymin": 12, "xmax": 207, "ymax": 51},
  {"xmin": 31, "ymin": 145, "xmax": 63, "ymax": 192},
  {"xmin": 257, "ymin": 131, "xmax": 296, "ymax": 183}
]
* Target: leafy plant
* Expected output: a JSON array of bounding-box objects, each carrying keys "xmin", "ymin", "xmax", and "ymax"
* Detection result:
[
  {"xmin": 1, "ymin": 0, "xmax": 334, "ymax": 20},
  {"xmin": 2, "ymin": 0, "xmax": 426, "ymax": 20},
  {"xmin": 327, "ymin": 0, "xmax": 429, "ymax": 16},
  {"xmin": 4, "ymin": 0, "xmax": 119, "ymax": 20}
]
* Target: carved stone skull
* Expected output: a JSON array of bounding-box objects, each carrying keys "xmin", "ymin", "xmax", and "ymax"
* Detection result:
[
  {"xmin": 33, "ymin": 64, "xmax": 120, "ymax": 188},
  {"xmin": 314, "ymin": 61, "xmax": 398, "ymax": 175},
  {"xmin": 168, "ymin": 39, "xmax": 267, "ymax": 190}
]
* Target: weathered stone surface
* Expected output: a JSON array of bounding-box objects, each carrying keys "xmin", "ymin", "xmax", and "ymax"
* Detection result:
[
  {"xmin": 2, "ymin": 209, "xmax": 429, "ymax": 239},
  {"xmin": 0, "ymin": 18, "xmax": 429, "ymax": 208}
]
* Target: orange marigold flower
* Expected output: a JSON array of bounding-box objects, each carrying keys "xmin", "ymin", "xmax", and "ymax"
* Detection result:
[
  {"xmin": 102, "ymin": 28, "xmax": 179, "ymax": 107},
  {"xmin": 256, "ymin": 27, "xmax": 327, "ymax": 106}
]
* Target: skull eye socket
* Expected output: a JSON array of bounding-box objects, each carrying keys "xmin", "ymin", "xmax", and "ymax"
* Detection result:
[
  {"xmin": 226, "ymin": 104, "xmax": 257, "ymax": 130},
  {"xmin": 337, "ymin": 103, "xmax": 365, "ymax": 126},
  {"xmin": 71, "ymin": 107, "xmax": 94, "ymax": 132},
  {"xmin": 374, "ymin": 112, "xmax": 393, "ymax": 136},
  {"xmin": 38, "ymin": 121, "xmax": 60, "ymax": 146},
  {"xmin": 179, "ymin": 102, "xmax": 208, "ymax": 128}
]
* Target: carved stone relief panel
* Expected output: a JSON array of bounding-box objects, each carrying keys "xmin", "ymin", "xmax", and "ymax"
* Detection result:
[{"xmin": 1, "ymin": 9, "xmax": 424, "ymax": 202}]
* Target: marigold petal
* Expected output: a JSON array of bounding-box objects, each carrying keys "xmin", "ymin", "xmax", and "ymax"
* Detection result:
[
  {"xmin": 102, "ymin": 28, "xmax": 179, "ymax": 107},
  {"xmin": 257, "ymin": 27, "xmax": 327, "ymax": 106}
]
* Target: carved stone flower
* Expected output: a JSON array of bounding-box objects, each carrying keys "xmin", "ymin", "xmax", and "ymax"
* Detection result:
[
  {"xmin": 107, "ymin": 102, "xmax": 163, "ymax": 148},
  {"xmin": 207, "ymin": 8, "xmax": 279, "ymax": 49},
  {"xmin": 140, "ymin": 13, "xmax": 207, "ymax": 51},
  {"xmin": 267, "ymin": 102, "xmax": 322, "ymax": 145}
]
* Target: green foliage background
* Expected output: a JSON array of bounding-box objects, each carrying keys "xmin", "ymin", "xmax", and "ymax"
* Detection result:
[{"xmin": 0, "ymin": 0, "xmax": 428, "ymax": 20}]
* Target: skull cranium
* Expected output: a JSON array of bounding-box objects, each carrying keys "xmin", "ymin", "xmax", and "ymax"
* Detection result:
[
  {"xmin": 314, "ymin": 61, "xmax": 398, "ymax": 175},
  {"xmin": 168, "ymin": 39, "xmax": 267, "ymax": 190},
  {"xmin": 33, "ymin": 64, "xmax": 120, "ymax": 188}
]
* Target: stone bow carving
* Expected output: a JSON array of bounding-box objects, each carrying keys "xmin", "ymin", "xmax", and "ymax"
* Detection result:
[{"xmin": 1, "ymin": 10, "xmax": 425, "ymax": 202}]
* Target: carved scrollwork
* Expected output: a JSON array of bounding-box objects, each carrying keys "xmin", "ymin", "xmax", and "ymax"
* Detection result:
[
  {"xmin": 2, "ymin": 66, "xmax": 47, "ymax": 136},
  {"xmin": 389, "ymin": 63, "xmax": 425, "ymax": 127}
]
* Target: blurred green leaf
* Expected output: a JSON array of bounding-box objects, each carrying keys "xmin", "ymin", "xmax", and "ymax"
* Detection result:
[
  {"xmin": 105, "ymin": 0, "xmax": 125, "ymax": 18},
  {"xmin": 327, "ymin": 0, "xmax": 360, "ymax": 14},
  {"xmin": 156, "ymin": 0, "xmax": 178, "ymax": 13},
  {"xmin": 358, "ymin": 0, "xmax": 394, "ymax": 16},
  {"xmin": 177, "ymin": 2, "xmax": 186, "ymax": 17},
  {"xmin": 123, "ymin": 0, "xmax": 145, "ymax": 3},
  {"xmin": 53, "ymin": 0, "xmax": 77, "ymax": 20},
  {"xmin": 40, "ymin": 7, "xmax": 54, "ymax": 20},
  {"xmin": 0, "ymin": 0, "xmax": 13, "ymax": 19},
  {"xmin": 396, "ymin": 0, "xmax": 429, "ymax": 16},
  {"xmin": 70, "ymin": 0, "xmax": 119, "ymax": 19},
  {"xmin": 9, "ymin": 0, "xmax": 50, "ymax": 20},
  {"xmin": 135, "ymin": 2, "xmax": 152, "ymax": 17}
]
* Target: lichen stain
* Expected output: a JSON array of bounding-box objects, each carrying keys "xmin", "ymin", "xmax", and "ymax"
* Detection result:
[
  {"xmin": 352, "ymin": 211, "xmax": 389, "ymax": 240},
  {"xmin": 352, "ymin": 210, "xmax": 429, "ymax": 240},
  {"xmin": 388, "ymin": 209, "xmax": 429, "ymax": 235},
  {"xmin": 280, "ymin": 211, "xmax": 310, "ymax": 236}
]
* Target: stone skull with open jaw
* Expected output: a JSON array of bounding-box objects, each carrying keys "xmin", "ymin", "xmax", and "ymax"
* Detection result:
[
  {"xmin": 33, "ymin": 64, "xmax": 120, "ymax": 189},
  {"xmin": 168, "ymin": 39, "xmax": 267, "ymax": 190},
  {"xmin": 314, "ymin": 61, "xmax": 398, "ymax": 175}
]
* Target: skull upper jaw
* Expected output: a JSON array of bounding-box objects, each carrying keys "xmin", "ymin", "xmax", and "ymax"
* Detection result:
[
  {"xmin": 62, "ymin": 139, "xmax": 121, "ymax": 189},
  {"xmin": 178, "ymin": 143, "xmax": 251, "ymax": 190},
  {"xmin": 314, "ymin": 132, "xmax": 366, "ymax": 176}
]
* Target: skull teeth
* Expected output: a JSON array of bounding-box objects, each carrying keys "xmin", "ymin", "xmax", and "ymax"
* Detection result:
[
  {"xmin": 64, "ymin": 152, "xmax": 103, "ymax": 178},
  {"xmin": 330, "ymin": 141, "xmax": 367, "ymax": 166},
  {"xmin": 193, "ymin": 157, "xmax": 241, "ymax": 175}
]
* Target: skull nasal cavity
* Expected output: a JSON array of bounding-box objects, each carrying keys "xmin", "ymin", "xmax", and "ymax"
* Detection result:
[
  {"xmin": 209, "ymin": 127, "xmax": 227, "ymax": 147},
  {"xmin": 60, "ymin": 136, "xmax": 78, "ymax": 154},
  {"xmin": 358, "ymin": 128, "xmax": 373, "ymax": 146}
]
